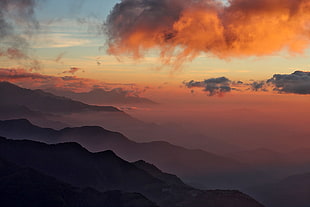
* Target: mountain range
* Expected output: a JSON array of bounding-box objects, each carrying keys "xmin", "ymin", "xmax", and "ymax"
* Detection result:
[
  {"xmin": 0, "ymin": 81, "xmax": 119, "ymax": 114},
  {"xmin": 0, "ymin": 81, "xmax": 240, "ymax": 154},
  {"xmin": 0, "ymin": 137, "xmax": 264, "ymax": 207},
  {"xmin": 2, "ymin": 81, "xmax": 307, "ymax": 206},
  {"xmin": 0, "ymin": 81, "xmax": 145, "ymax": 133},
  {"xmin": 0, "ymin": 156, "xmax": 157, "ymax": 207},
  {"xmin": 0, "ymin": 118, "xmax": 265, "ymax": 189}
]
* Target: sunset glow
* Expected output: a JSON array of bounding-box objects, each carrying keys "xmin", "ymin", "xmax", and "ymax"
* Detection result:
[{"xmin": 0, "ymin": 1, "xmax": 310, "ymax": 207}]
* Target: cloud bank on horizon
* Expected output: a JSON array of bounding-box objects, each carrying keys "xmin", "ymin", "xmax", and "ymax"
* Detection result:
[
  {"xmin": 0, "ymin": 68, "xmax": 309, "ymax": 97},
  {"xmin": 184, "ymin": 71, "xmax": 310, "ymax": 96},
  {"xmin": 0, "ymin": 68, "xmax": 146, "ymax": 97},
  {"xmin": 106, "ymin": 0, "xmax": 310, "ymax": 69},
  {"xmin": 268, "ymin": 71, "xmax": 310, "ymax": 94}
]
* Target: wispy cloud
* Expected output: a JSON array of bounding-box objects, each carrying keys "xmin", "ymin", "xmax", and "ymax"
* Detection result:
[{"xmin": 33, "ymin": 33, "xmax": 92, "ymax": 48}]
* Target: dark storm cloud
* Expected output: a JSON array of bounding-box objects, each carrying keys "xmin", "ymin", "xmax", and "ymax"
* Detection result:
[
  {"xmin": 267, "ymin": 71, "xmax": 310, "ymax": 94},
  {"xmin": 184, "ymin": 77, "xmax": 232, "ymax": 96}
]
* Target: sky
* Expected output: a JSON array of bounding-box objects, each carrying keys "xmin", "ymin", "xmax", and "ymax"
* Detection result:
[
  {"xmin": 1, "ymin": 0, "xmax": 310, "ymax": 88},
  {"xmin": 0, "ymin": 0, "xmax": 309, "ymax": 151}
]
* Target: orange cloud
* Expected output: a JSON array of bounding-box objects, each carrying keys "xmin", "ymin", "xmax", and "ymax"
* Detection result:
[{"xmin": 106, "ymin": 0, "xmax": 310, "ymax": 69}]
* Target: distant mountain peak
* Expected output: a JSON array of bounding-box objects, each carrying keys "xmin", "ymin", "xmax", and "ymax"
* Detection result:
[
  {"xmin": 133, "ymin": 160, "xmax": 190, "ymax": 188},
  {"xmin": 52, "ymin": 141, "xmax": 89, "ymax": 151},
  {"xmin": 96, "ymin": 150, "xmax": 118, "ymax": 157},
  {"xmin": 0, "ymin": 81, "xmax": 121, "ymax": 113},
  {"xmin": 134, "ymin": 160, "xmax": 161, "ymax": 173},
  {"xmin": 0, "ymin": 81, "xmax": 24, "ymax": 87},
  {"xmin": 1, "ymin": 118, "xmax": 33, "ymax": 125}
]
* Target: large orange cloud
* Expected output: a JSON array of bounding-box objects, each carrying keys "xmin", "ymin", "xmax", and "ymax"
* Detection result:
[{"xmin": 106, "ymin": 0, "xmax": 310, "ymax": 68}]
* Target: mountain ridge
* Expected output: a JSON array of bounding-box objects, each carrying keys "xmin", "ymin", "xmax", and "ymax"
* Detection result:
[
  {"xmin": 0, "ymin": 156, "xmax": 158, "ymax": 207},
  {"xmin": 0, "ymin": 81, "xmax": 120, "ymax": 113},
  {"xmin": 0, "ymin": 136, "xmax": 264, "ymax": 207},
  {"xmin": 0, "ymin": 118, "xmax": 265, "ymax": 189}
]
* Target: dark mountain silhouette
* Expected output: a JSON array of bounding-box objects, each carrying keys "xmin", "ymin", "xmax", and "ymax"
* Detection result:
[
  {"xmin": 0, "ymin": 81, "xmax": 120, "ymax": 113},
  {"xmin": 248, "ymin": 172, "xmax": 310, "ymax": 207},
  {"xmin": 45, "ymin": 87, "xmax": 157, "ymax": 105},
  {"xmin": 0, "ymin": 119, "xmax": 265, "ymax": 189},
  {"xmin": 0, "ymin": 157, "xmax": 158, "ymax": 207},
  {"xmin": 0, "ymin": 137, "xmax": 264, "ymax": 207},
  {"xmin": 0, "ymin": 119, "xmax": 61, "ymax": 143},
  {"xmin": 133, "ymin": 160, "xmax": 187, "ymax": 187},
  {"xmin": 0, "ymin": 81, "xmax": 142, "ymax": 130}
]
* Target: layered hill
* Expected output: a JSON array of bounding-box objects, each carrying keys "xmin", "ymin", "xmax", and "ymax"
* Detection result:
[
  {"xmin": 0, "ymin": 137, "xmax": 264, "ymax": 207},
  {"xmin": 0, "ymin": 81, "xmax": 119, "ymax": 113},
  {"xmin": 0, "ymin": 157, "xmax": 157, "ymax": 207},
  {"xmin": 0, "ymin": 81, "xmax": 241, "ymax": 154},
  {"xmin": 0, "ymin": 119, "xmax": 264, "ymax": 189}
]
